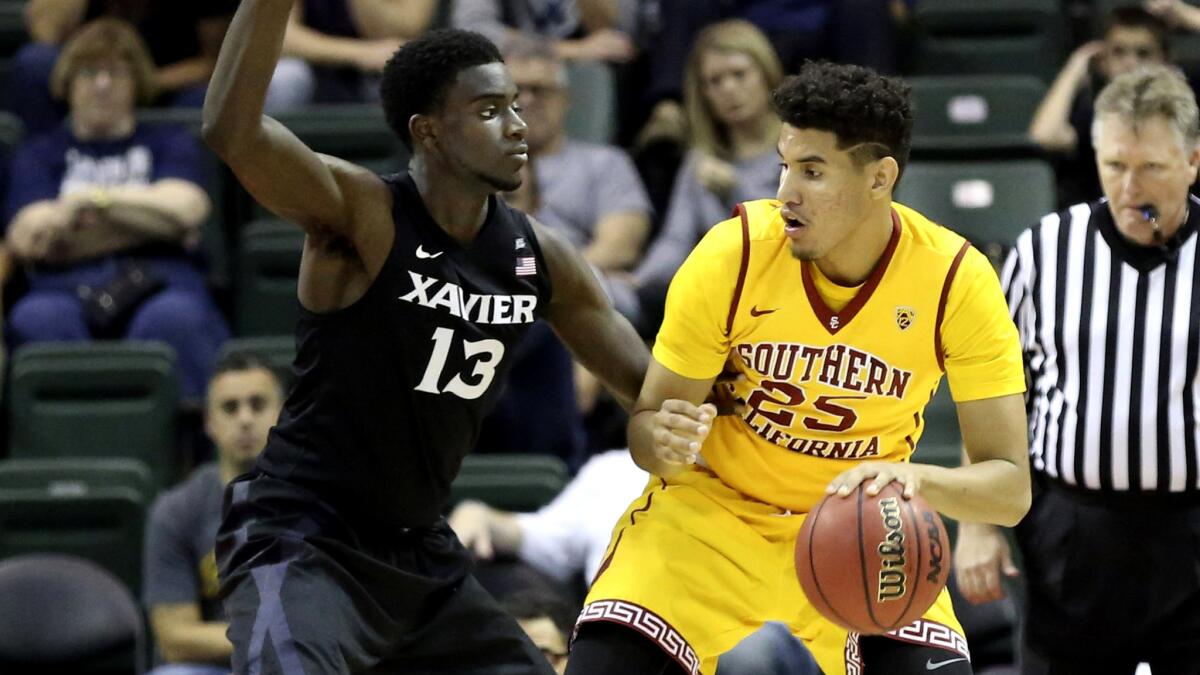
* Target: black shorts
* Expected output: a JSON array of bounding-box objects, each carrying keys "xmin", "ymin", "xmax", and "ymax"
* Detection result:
[{"xmin": 217, "ymin": 471, "xmax": 555, "ymax": 675}]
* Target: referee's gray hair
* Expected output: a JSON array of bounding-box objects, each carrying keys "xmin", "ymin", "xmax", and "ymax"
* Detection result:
[{"xmin": 1092, "ymin": 64, "xmax": 1200, "ymax": 148}]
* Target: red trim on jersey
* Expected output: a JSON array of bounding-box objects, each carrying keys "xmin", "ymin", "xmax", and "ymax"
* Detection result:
[
  {"xmin": 935, "ymin": 241, "xmax": 972, "ymax": 371},
  {"xmin": 726, "ymin": 204, "xmax": 752, "ymax": 336},
  {"xmin": 590, "ymin": 480, "xmax": 664, "ymax": 585},
  {"xmin": 802, "ymin": 209, "xmax": 902, "ymax": 336}
]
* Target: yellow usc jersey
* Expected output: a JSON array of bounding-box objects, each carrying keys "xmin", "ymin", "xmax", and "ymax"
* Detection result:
[{"xmin": 653, "ymin": 199, "xmax": 1025, "ymax": 514}]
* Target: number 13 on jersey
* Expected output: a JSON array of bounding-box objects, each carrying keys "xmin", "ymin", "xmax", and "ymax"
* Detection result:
[{"xmin": 414, "ymin": 327, "xmax": 505, "ymax": 400}]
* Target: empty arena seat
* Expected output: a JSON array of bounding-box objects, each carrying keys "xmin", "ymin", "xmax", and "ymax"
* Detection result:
[
  {"xmin": 0, "ymin": 1, "xmax": 27, "ymax": 60},
  {"xmin": 896, "ymin": 159, "xmax": 1056, "ymax": 264},
  {"xmin": 909, "ymin": 75, "xmax": 1044, "ymax": 157},
  {"xmin": 0, "ymin": 487, "xmax": 148, "ymax": 598},
  {"xmin": 9, "ymin": 342, "xmax": 180, "ymax": 488},
  {"xmin": 0, "ymin": 554, "xmax": 145, "ymax": 674},
  {"xmin": 0, "ymin": 458, "xmax": 157, "ymax": 502},
  {"xmin": 909, "ymin": 0, "xmax": 1067, "ymax": 82},
  {"xmin": 451, "ymin": 454, "xmax": 570, "ymax": 512},
  {"xmin": 235, "ymin": 219, "xmax": 305, "ymax": 336}
]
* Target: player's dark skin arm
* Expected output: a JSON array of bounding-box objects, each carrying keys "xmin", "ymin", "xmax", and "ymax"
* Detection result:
[
  {"xmin": 535, "ymin": 220, "xmax": 648, "ymax": 411},
  {"xmin": 201, "ymin": 0, "xmax": 394, "ymax": 314}
]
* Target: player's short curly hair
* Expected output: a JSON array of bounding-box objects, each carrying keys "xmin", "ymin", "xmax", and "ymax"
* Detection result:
[
  {"xmin": 380, "ymin": 29, "xmax": 503, "ymax": 151},
  {"xmin": 771, "ymin": 62, "xmax": 913, "ymax": 175}
]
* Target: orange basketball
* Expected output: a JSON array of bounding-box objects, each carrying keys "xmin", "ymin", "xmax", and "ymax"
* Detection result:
[{"xmin": 794, "ymin": 482, "xmax": 950, "ymax": 634}]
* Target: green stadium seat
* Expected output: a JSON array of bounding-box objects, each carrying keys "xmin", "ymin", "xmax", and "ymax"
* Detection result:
[
  {"xmin": 895, "ymin": 159, "xmax": 1056, "ymax": 264},
  {"xmin": 564, "ymin": 60, "xmax": 616, "ymax": 144},
  {"xmin": 0, "ymin": 109, "xmax": 20, "ymax": 150},
  {"xmin": 915, "ymin": 384, "xmax": 963, "ymax": 468},
  {"xmin": 9, "ymin": 342, "xmax": 180, "ymax": 488},
  {"xmin": 909, "ymin": 0, "xmax": 1067, "ymax": 82},
  {"xmin": 0, "ymin": 486, "xmax": 148, "ymax": 597},
  {"xmin": 235, "ymin": 219, "xmax": 304, "ymax": 336},
  {"xmin": 450, "ymin": 454, "xmax": 570, "ymax": 512},
  {"xmin": 0, "ymin": 554, "xmax": 146, "ymax": 675},
  {"xmin": 218, "ymin": 335, "xmax": 297, "ymax": 388},
  {"xmin": 0, "ymin": 1, "xmax": 27, "ymax": 59},
  {"xmin": 0, "ymin": 458, "xmax": 157, "ymax": 502},
  {"xmin": 909, "ymin": 75, "xmax": 1045, "ymax": 157}
]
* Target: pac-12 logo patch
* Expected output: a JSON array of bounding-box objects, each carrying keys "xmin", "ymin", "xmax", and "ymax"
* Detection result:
[{"xmin": 895, "ymin": 306, "xmax": 916, "ymax": 331}]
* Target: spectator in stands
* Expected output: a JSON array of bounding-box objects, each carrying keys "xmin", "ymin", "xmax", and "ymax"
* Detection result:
[
  {"xmin": 610, "ymin": 20, "xmax": 782, "ymax": 333},
  {"xmin": 8, "ymin": 0, "xmax": 239, "ymax": 136},
  {"xmin": 1029, "ymin": 6, "xmax": 1172, "ymax": 207},
  {"xmin": 2, "ymin": 18, "xmax": 229, "ymax": 400},
  {"xmin": 506, "ymin": 38, "xmax": 651, "ymax": 272},
  {"xmin": 453, "ymin": 0, "xmax": 636, "ymax": 64},
  {"xmin": 265, "ymin": 0, "xmax": 438, "ymax": 111},
  {"xmin": 635, "ymin": 0, "xmax": 901, "ymax": 150},
  {"xmin": 502, "ymin": 590, "xmax": 575, "ymax": 674},
  {"xmin": 143, "ymin": 351, "xmax": 284, "ymax": 675}
]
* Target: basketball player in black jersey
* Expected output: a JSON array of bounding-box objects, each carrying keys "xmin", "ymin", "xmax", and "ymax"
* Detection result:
[{"xmin": 201, "ymin": 2, "xmax": 650, "ymax": 672}]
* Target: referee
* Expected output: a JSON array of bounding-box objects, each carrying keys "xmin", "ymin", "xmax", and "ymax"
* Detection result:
[{"xmin": 955, "ymin": 64, "xmax": 1200, "ymax": 674}]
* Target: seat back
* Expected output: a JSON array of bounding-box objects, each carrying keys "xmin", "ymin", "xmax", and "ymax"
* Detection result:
[
  {"xmin": 0, "ymin": 487, "xmax": 148, "ymax": 597},
  {"xmin": 909, "ymin": 75, "xmax": 1044, "ymax": 156},
  {"xmin": 910, "ymin": 0, "xmax": 1067, "ymax": 82},
  {"xmin": 450, "ymin": 454, "xmax": 570, "ymax": 511},
  {"xmin": 0, "ymin": 553, "xmax": 144, "ymax": 674},
  {"xmin": 0, "ymin": 458, "xmax": 157, "ymax": 501},
  {"xmin": 235, "ymin": 219, "xmax": 305, "ymax": 336},
  {"xmin": 896, "ymin": 159, "xmax": 1056, "ymax": 264},
  {"xmin": 9, "ymin": 342, "xmax": 179, "ymax": 487}
]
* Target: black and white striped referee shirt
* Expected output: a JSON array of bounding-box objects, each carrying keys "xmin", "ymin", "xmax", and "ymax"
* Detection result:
[{"xmin": 1002, "ymin": 195, "xmax": 1200, "ymax": 493}]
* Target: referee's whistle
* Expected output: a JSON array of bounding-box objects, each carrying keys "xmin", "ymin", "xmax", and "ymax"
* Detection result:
[{"xmin": 1139, "ymin": 203, "xmax": 1164, "ymax": 242}]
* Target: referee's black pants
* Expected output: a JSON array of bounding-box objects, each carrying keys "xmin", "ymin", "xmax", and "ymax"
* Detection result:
[{"xmin": 1015, "ymin": 480, "xmax": 1200, "ymax": 674}]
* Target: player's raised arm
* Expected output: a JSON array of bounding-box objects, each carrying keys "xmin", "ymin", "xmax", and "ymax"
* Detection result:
[
  {"xmin": 532, "ymin": 220, "xmax": 648, "ymax": 412},
  {"xmin": 201, "ymin": 0, "xmax": 362, "ymax": 235}
]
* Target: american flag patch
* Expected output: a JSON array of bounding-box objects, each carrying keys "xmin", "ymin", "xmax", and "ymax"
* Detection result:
[{"xmin": 515, "ymin": 256, "xmax": 537, "ymax": 276}]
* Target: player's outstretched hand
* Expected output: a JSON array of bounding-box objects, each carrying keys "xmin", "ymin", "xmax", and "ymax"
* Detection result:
[
  {"xmin": 825, "ymin": 461, "xmax": 928, "ymax": 499},
  {"xmin": 651, "ymin": 400, "xmax": 717, "ymax": 474},
  {"xmin": 447, "ymin": 500, "xmax": 495, "ymax": 560},
  {"xmin": 954, "ymin": 522, "xmax": 1019, "ymax": 604}
]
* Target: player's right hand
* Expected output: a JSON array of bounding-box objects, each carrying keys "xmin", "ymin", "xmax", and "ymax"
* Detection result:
[
  {"xmin": 650, "ymin": 400, "xmax": 717, "ymax": 473},
  {"xmin": 954, "ymin": 522, "xmax": 1019, "ymax": 605},
  {"xmin": 447, "ymin": 500, "xmax": 495, "ymax": 560}
]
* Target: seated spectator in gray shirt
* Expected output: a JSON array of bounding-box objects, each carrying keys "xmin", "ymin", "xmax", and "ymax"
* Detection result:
[
  {"xmin": 142, "ymin": 351, "xmax": 284, "ymax": 675},
  {"xmin": 506, "ymin": 39, "xmax": 652, "ymax": 272}
]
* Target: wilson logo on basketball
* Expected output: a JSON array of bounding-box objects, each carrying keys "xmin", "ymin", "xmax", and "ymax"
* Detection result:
[{"xmin": 877, "ymin": 497, "xmax": 908, "ymax": 602}]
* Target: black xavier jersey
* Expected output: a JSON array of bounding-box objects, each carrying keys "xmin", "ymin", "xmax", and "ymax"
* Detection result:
[{"xmin": 258, "ymin": 173, "xmax": 553, "ymax": 529}]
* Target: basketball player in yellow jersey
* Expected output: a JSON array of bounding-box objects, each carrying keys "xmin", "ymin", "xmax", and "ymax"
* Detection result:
[{"xmin": 564, "ymin": 63, "xmax": 1032, "ymax": 675}]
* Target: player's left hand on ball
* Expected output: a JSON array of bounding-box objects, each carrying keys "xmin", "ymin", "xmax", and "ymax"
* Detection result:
[{"xmin": 825, "ymin": 462, "xmax": 926, "ymax": 499}]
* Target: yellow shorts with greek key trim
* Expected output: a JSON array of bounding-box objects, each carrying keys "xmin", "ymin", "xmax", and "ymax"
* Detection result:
[{"xmin": 577, "ymin": 467, "xmax": 969, "ymax": 675}]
